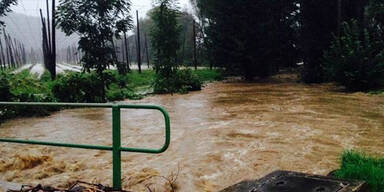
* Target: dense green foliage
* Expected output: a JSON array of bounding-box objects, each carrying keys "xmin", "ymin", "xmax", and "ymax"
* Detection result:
[
  {"xmin": 321, "ymin": 0, "xmax": 384, "ymax": 91},
  {"xmin": 193, "ymin": 69, "xmax": 224, "ymax": 82},
  {"xmin": 52, "ymin": 70, "xmax": 143, "ymax": 102},
  {"xmin": 150, "ymin": 0, "xmax": 202, "ymax": 94},
  {"xmin": 132, "ymin": 10, "xmax": 197, "ymax": 67},
  {"xmin": 150, "ymin": 0, "xmax": 181, "ymax": 75},
  {"xmin": 0, "ymin": 71, "xmax": 57, "ymax": 122},
  {"xmin": 153, "ymin": 69, "xmax": 201, "ymax": 94},
  {"xmin": 336, "ymin": 151, "xmax": 384, "ymax": 192},
  {"xmin": 192, "ymin": 0, "xmax": 299, "ymax": 80},
  {"xmin": 191, "ymin": 0, "xmax": 384, "ymax": 91},
  {"xmin": 300, "ymin": 0, "xmax": 339, "ymax": 83},
  {"xmin": 56, "ymin": 0, "xmax": 133, "ymax": 101},
  {"xmin": 323, "ymin": 21, "xmax": 384, "ymax": 91},
  {"xmin": 52, "ymin": 72, "xmax": 106, "ymax": 103},
  {"xmin": 0, "ymin": 69, "xmax": 221, "ymax": 121}
]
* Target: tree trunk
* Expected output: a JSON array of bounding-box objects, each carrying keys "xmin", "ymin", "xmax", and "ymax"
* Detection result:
[
  {"xmin": 124, "ymin": 32, "xmax": 131, "ymax": 72},
  {"xmin": 136, "ymin": 10, "xmax": 142, "ymax": 73},
  {"xmin": 0, "ymin": 38, "xmax": 5, "ymax": 69},
  {"xmin": 144, "ymin": 33, "xmax": 150, "ymax": 69},
  {"xmin": 51, "ymin": 0, "xmax": 57, "ymax": 79},
  {"xmin": 193, "ymin": 20, "xmax": 197, "ymax": 70}
]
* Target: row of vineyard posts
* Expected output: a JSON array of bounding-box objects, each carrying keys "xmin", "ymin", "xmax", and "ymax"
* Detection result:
[
  {"xmin": 0, "ymin": 6, "xmax": 199, "ymax": 73},
  {"xmin": 0, "ymin": 29, "xmax": 27, "ymax": 70}
]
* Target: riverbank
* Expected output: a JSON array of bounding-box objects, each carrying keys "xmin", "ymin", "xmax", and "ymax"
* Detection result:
[
  {"xmin": 0, "ymin": 69, "xmax": 223, "ymax": 122},
  {"xmin": 1, "ymin": 74, "xmax": 383, "ymax": 191},
  {"xmin": 335, "ymin": 151, "xmax": 384, "ymax": 191}
]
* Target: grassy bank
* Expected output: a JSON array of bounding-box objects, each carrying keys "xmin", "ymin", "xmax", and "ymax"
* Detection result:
[
  {"xmin": 0, "ymin": 69, "xmax": 223, "ymax": 122},
  {"xmin": 336, "ymin": 151, "xmax": 384, "ymax": 191}
]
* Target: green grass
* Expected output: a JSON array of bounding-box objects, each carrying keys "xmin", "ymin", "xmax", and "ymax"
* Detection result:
[
  {"xmin": 368, "ymin": 89, "xmax": 384, "ymax": 95},
  {"xmin": 192, "ymin": 69, "xmax": 224, "ymax": 82},
  {"xmin": 125, "ymin": 70, "xmax": 156, "ymax": 89},
  {"xmin": 108, "ymin": 69, "xmax": 222, "ymax": 91},
  {"xmin": 336, "ymin": 150, "xmax": 384, "ymax": 192},
  {"xmin": 120, "ymin": 69, "xmax": 223, "ymax": 94}
]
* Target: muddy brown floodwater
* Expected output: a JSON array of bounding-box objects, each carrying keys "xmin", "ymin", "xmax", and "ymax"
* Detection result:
[{"xmin": 1, "ymin": 74, "xmax": 384, "ymax": 192}]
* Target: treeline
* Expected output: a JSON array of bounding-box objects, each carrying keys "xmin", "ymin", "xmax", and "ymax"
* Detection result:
[
  {"xmin": 191, "ymin": 0, "xmax": 384, "ymax": 91},
  {"xmin": 135, "ymin": 9, "xmax": 201, "ymax": 68},
  {"xmin": 0, "ymin": 30, "xmax": 27, "ymax": 70},
  {"xmin": 110, "ymin": 9, "xmax": 199, "ymax": 70}
]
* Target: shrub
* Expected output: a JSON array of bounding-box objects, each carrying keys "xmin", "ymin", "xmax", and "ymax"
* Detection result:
[
  {"xmin": 323, "ymin": 20, "xmax": 384, "ymax": 91},
  {"xmin": 153, "ymin": 69, "xmax": 202, "ymax": 94},
  {"xmin": 0, "ymin": 71, "xmax": 58, "ymax": 122},
  {"xmin": 336, "ymin": 150, "xmax": 384, "ymax": 192},
  {"xmin": 0, "ymin": 72, "xmax": 12, "ymax": 101},
  {"xmin": 52, "ymin": 72, "xmax": 105, "ymax": 103},
  {"xmin": 193, "ymin": 69, "xmax": 224, "ymax": 82},
  {"xmin": 106, "ymin": 83, "xmax": 138, "ymax": 101}
]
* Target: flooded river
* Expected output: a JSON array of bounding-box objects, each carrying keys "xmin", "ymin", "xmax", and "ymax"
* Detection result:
[{"xmin": 1, "ymin": 74, "xmax": 384, "ymax": 192}]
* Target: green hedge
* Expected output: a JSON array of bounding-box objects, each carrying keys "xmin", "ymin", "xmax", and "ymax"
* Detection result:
[{"xmin": 153, "ymin": 69, "xmax": 202, "ymax": 94}]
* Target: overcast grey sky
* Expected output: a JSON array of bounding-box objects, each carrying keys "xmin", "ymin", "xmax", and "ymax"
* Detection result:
[{"xmin": 11, "ymin": 0, "xmax": 192, "ymax": 18}]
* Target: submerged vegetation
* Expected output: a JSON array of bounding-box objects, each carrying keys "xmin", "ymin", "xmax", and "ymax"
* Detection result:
[
  {"xmin": 0, "ymin": 69, "xmax": 222, "ymax": 122},
  {"xmin": 1, "ymin": 0, "xmax": 384, "ymax": 189},
  {"xmin": 336, "ymin": 151, "xmax": 384, "ymax": 192}
]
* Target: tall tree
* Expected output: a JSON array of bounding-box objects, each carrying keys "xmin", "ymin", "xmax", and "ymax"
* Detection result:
[
  {"xmin": 192, "ymin": 0, "xmax": 299, "ymax": 80},
  {"xmin": 150, "ymin": 0, "xmax": 181, "ymax": 76},
  {"xmin": 57, "ymin": 0, "xmax": 132, "ymax": 101},
  {"xmin": 301, "ymin": 0, "xmax": 371, "ymax": 83},
  {"xmin": 300, "ymin": 0, "xmax": 339, "ymax": 83}
]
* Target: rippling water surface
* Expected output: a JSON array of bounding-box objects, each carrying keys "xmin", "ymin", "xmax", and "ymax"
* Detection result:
[{"xmin": 1, "ymin": 74, "xmax": 384, "ymax": 191}]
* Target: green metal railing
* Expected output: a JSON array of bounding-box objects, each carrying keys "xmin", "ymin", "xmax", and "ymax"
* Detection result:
[{"xmin": 0, "ymin": 102, "xmax": 171, "ymax": 190}]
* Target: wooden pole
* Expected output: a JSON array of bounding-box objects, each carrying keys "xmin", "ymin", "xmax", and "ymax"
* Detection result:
[
  {"xmin": 13, "ymin": 39, "xmax": 20, "ymax": 67},
  {"xmin": 136, "ymin": 10, "xmax": 142, "ymax": 73},
  {"xmin": 0, "ymin": 39, "xmax": 3, "ymax": 70},
  {"xmin": 0, "ymin": 38, "xmax": 5, "ymax": 69},
  {"xmin": 76, "ymin": 45, "xmax": 80, "ymax": 64},
  {"xmin": 51, "ymin": 0, "xmax": 57, "ymax": 79},
  {"xmin": 40, "ymin": 9, "xmax": 50, "ymax": 70},
  {"xmin": 121, "ymin": 40, "xmax": 125, "ymax": 64},
  {"xmin": 22, "ymin": 43, "xmax": 26, "ymax": 65},
  {"xmin": 7, "ymin": 34, "xmax": 15, "ymax": 68},
  {"xmin": 144, "ymin": 33, "xmax": 150, "ymax": 69},
  {"xmin": 193, "ymin": 19, "xmax": 197, "ymax": 70},
  {"xmin": 181, "ymin": 17, "xmax": 187, "ymax": 66},
  {"xmin": 3, "ymin": 31, "xmax": 10, "ymax": 68},
  {"xmin": 46, "ymin": 0, "xmax": 52, "ymax": 52},
  {"xmin": 124, "ymin": 32, "xmax": 131, "ymax": 72}
]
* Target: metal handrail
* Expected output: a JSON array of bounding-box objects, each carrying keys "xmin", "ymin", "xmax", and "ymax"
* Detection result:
[{"xmin": 0, "ymin": 102, "xmax": 171, "ymax": 190}]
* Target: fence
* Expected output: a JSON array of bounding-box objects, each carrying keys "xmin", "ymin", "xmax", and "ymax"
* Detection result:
[{"xmin": 0, "ymin": 102, "xmax": 171, "ymax": 190}]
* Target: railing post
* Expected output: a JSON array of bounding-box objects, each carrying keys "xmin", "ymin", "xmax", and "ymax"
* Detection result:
[
  {"xmin": 112, "ymin": 105, "xmax": 122, "ymax": 190},
  {"xmin": 0, "ymin": 102, "xmax": 171, "ymax": 190}
]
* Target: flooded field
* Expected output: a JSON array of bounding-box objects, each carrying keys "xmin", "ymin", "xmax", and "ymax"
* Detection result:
[{"xmin": 1, "ymin": 74, "xmax": 384, "ymax": 192}]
